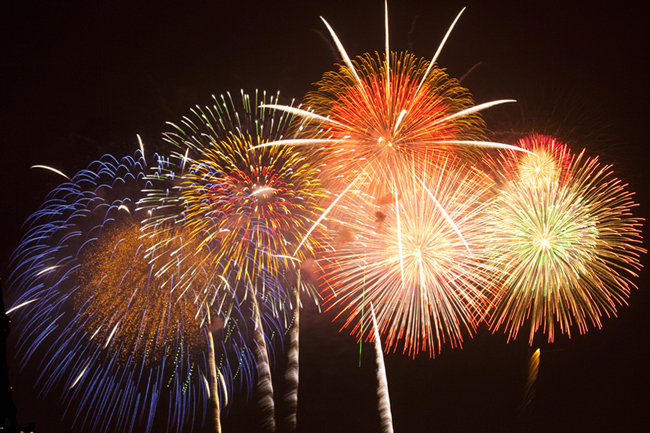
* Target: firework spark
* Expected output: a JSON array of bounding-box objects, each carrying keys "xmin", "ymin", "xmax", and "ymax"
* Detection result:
[
  {"xmin": 484, "ymin": 135, "xmax": 645, "ymax": 343},
  {"xmin": 522, "ymin": 348, "xmax": 540, "ymax": 414}
]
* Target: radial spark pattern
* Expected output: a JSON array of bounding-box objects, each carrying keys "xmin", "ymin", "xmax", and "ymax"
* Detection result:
[
  {"xmin": 305, "ymin": 52, "xmax": 489, "ymax": 184},
  {"xmin": 160, "ymin": 91, "xmax": 329, "ymax": 303},
  {"xmin": 7, "ymin": 152, "xmax": 253, "ymax": 433},
  {"xmin": 485, "ymin": 135, "xmax": 645, "ymax": 342},
  {"xmin": 321, "ymin": 154, "xmax": 498, "ymax": 356}
]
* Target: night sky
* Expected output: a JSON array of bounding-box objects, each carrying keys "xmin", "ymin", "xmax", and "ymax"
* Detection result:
[{"xmin": 2, "ymin": 1, "xmax": 649, "ymax": 432}]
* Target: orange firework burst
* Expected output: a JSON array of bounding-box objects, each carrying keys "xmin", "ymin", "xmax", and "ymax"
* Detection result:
[
  {"xmin": 320, "ymin": 153, "xmax": 499, "ymax": 357},
  {"xmin": 258, "ymin": 7, "xmax": 525, "ymax": 195},
  {"xmin": 76, "ymin": 222, "xmax": 228, "ymax": 367},
  {"xmin": 303, "ymin": 50, "xmax": 488, "ymax": 181},
  {"xmin": 484, "ymin": 135, "xmax": 646, "ymax": 343}
]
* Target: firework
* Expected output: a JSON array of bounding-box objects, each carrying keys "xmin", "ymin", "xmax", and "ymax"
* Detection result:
[
  {"xmin": 157, "ymin": 91, "xmax": 329, "ymax": 430},
  {"xmin": 490, "ymin": 135, "xmax": 573, "ymax": 186},
  {"xmin": 320, "ymin": 153, "xmax": 498, "ymax": 357},
  {"xmin": 7, "ymin": 152, "xmax": 254, "ymax": 433},
  {"xmin": 257, "ymin": 7, "xmax": 526, "ymax": 198},
  {"xmin": 283, "ymin": 273, "xmax": 300, "ymax": 433},
  {"xmin": 484, "ymin": 135, "xmax": 645, "ymax": 343},
  {"xmin": 159, "ymin": 91, "xmax": 329, "ymax": 342},
  {"xmin": 160, "ymin": 91, "xmax": 329, "ymax": 299}
]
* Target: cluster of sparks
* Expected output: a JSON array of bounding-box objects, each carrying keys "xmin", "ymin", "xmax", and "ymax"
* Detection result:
[{"xmin": 6, "ymin": 4, "xmax": 645, "ymax": 433}]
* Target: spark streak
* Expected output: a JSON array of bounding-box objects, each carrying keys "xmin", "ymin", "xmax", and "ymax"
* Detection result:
[{"xmin": 30, "ymin": 165, "xmax": 71, "ymax": 180}]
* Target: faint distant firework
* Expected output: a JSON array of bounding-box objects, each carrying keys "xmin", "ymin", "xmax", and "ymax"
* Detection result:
[
  {"xmin": 484, "ymin": 134, "xmax": 645, "ymax": 343},
  {"xmin": 320, "ymin": 153, "xmax": 499, "ymax": 357},
  {"xmin": 7, "ymin": 152, "xmax": 254, "ymax": 433}
]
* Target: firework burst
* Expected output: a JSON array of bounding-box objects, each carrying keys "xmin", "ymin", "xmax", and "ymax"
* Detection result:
[
  {"xmin": 302, "ymin": 49, "xmax": 489, "ymax": 181},
  {"xmin": 320, "ymin": 153, "xmax": 499, "ymax": 357},
  {"xmin": 7, "ymin": 152, "xmax": 254, "ymax": 433},
  {"xmin": 484, "ymin": 134, "xmax": 645, "ymax": 343},
  {"xmin": 257, "ymin": 6, "xmax": 527, "ymax": 199},
  {"xmin": 156, "ymin": 91, "xmax": 330, "ymax": 430},
  {"xmin": 160, "ymin": 91, "xmax": 329, "ymax": 299}
]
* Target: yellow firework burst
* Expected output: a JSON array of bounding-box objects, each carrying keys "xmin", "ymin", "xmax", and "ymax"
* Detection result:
[{"xmin": 155, "ymin": 91, "xmax": 329, "ymax": 300}]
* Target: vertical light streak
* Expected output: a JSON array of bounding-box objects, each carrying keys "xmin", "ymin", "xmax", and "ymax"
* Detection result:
[
  {"xmin": 206, "ymin": 308, "xmax": 222, "ymax": 433},
  {"xmin": 394, "ymin": 179, "xmax": 406, "ymax": 292},
  {"xmin": 393, "ymin": 109, "xmax": 407, "ymax": 134},
  {"xmin": 320, "ymin": 17, "xmax": 367, "ymax": 97},
  {"xmin": 371, "ymin": 304, "xmax": 394, "ymax": 433},
  {"xmin": 284, "ymin": 271, "xmax": 301, "ymax": 433},
  {"xmin": 384, "ymin": 0, "xmax": 390, "ymax": 99},
  {"xmin": 137, "ymin": 134, "xmax": 146, "ymax": 164},
  {"xmin": 522, "ymin": 348, "xmax": 540, "ymax": 414},
  {"xmin": 250, "ymin": 285, "xmax": 275, "ymax": 432}
]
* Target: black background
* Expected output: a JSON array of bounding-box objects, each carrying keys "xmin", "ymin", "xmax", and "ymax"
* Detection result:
[{"xmin": 2, "ymin": 1, "xmax": 648, "ymax": 432}]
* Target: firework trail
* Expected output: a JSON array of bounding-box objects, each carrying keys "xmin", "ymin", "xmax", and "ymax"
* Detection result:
[
  {"xmin": 522, "ymin": 348, "xmax": 540, "ymax": 414},
  {"xmin": 484, "ymin": 134, "xmax": 646, "ymax": 343},
  {"xmin": 161, "ymin": 90, "xmax": 329, "ymax": 429},
  {"xmin": 283, "ymin": 271, "xmax": 301, "ymax": 433},
  {"xmin": 7, "ymin": 152, "xmax": 254, "ymax": 433},
  {"xmin": 247, "ymin": 283, "xmax": 276, "ymax": 432},
  {"xmin": 320, "ymin": 153, "xmax": 499, "ymax": 357},
  {"xmin": 206, "ymin": 309, "xmax": 223, "ymax": 433},
  {"xmin": 370, "ymin": 304, "xmax": 393, "ymax": 433}
]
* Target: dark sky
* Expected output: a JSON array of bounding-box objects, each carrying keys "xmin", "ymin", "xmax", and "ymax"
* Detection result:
[{"xmin": 2, "ymin": 1, "xmax": 649, "ymax": 432}]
